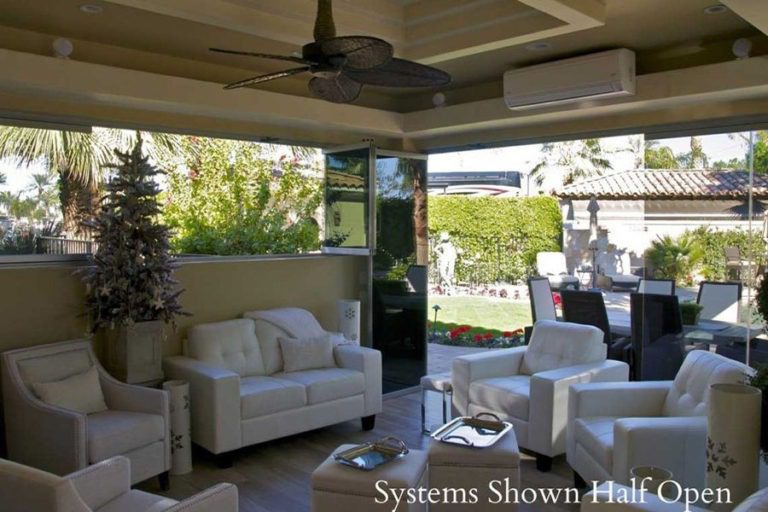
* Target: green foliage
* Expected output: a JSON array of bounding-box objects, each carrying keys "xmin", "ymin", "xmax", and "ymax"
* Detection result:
[
  {"xmin": 644, "ymin": 142, "xmax": 679, "ymax": 169},
  {"xmin": 680, "ymin": 302, "xmax": 703, "ymax": 326},
  {"xmin": 686, "ymin": 226, "xmax": 765, "ymax": 281},
  {"xmin": 646, "ymin": 233, "xmax": 703, "ymax": 284},
  {"xmin": 429, "ymin": 196, "xmax": 562, "ymax": 284},
  {"xmin": 753, "ymin": 131, "xmax": 768, "ymax": 174},
  {"xmin": 0, "ymin": 227, "xmax": 36, "ymax": 254},
  {"xmin": 81, "ymin": 141, "xmax": 186, "ymax": 330},
  {"xmin": 162, "ymin": 137, "xmax": 322, "ymax": 255}
]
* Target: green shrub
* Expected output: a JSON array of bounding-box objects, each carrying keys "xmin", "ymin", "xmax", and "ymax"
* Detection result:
[
  {"xmin": 429, "ymin": 196, "xmax": 562, "ymax": 284},
  {"xmin": 685, "ymin": 226, "xmax": 765, "ymax": 281},
  {"xmin": 646, "ymin": 233, "xmax": 703, "ymax": 284}
]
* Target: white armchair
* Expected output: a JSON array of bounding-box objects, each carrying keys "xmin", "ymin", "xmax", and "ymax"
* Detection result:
[
  {"xmin": 452, "ymin": 320, "xmax": 629, "ymax": 471},
  {"xmin": 1, "ymin": 339, "xmax": 171, "ymax": 486},
  {"xmin": 568, "ymin": 350, "xmax": 751, "ymax": 491},
  {"xmin": 0, "ymin": 456, "xmax": 238, "ymax": 512}
]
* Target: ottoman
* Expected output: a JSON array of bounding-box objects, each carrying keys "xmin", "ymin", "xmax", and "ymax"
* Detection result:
[
  {"xmin": 420, "ymin": 372, "xmax": 452, "ymax": 433},
  {"xmin": 312, "ymin": 444, "xmax": 429, "ymax": 512},
  {"xmin": 428, "ymin": 430, "xmax": 521, "ymax": 511}
]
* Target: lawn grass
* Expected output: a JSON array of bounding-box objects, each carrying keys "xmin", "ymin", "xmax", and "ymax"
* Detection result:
[{"xmin": 428, "ymin": 295, "xmax": 532, "ymax": 336}]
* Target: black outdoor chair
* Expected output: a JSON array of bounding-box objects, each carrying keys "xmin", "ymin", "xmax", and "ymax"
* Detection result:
[
  {"xmin": 629, "ymin": 293, "xmax": 686, "ymax": 381},
  {"xmin": 560, "ymin": 289, "xmax": 629, "ymax": 361}
]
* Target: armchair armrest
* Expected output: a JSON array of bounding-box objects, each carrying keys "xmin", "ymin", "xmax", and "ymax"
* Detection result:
[
  {"xmin": 582, "ymin": 483, "xmax": 707, "ymax": 512},
  {"xmin": 529, "ymin": 360, "xmax": 629, "ymax": 456},
  {"xmin": 165, "ymin": 483, "xmax": 238, "ymax": 512},
  {"xmin": 1, "ymin": 363, "xmax": 87, "ymax": 475},
  {"xmin": 569, "ymin": 381, "xmax": 672, "ymax": 420},
  {"xmin": 99, "ymin": 371, "xmax": 169, "ymax": 418},
  {"xmin": 614, "ymin": 416, "xmax": 708, "ymax": 490},
  {"xmin": 334, "ymin": 345, "xmax": 382, "ymax": 417},
  {"xmin": 163, "ymin": 356, "xmax": 241, "ymax": 454},
  {"xmin": 452, "ymin": 347, "xmax": 526, "ymax": 415},
  {"xmin": 67, "ymin": 456, "xmax": 130, "ymax": 510}
]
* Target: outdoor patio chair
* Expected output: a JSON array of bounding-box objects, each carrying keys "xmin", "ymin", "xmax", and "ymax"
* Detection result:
[
  {"xmin": 452, "ymin": 319, "xmax": 628, "ymax": 472},
  {"xmin": 0, "ymin": 456, "xmax": 238, "ymax": 512},
  {"xmin": 560, "ymin": 289, "xmax": 630, "ymax": 361},
  {"xmin": 725, "ymin": 246, "xmax": 748, "ymax": 280},
  {"xmin": 601, "ymin": 252, "xmax": 640, "ymax": 292},
  {"xmin": 528, "ymin": 277, "xmax": 557, "ymax": 322},
  {"xmin": 567, "ymin": 350, "xmax": 751, "ymax": 491},
  {"xmin": 629, "ymin": 293, "xmax": 685, "ymax": 381},
  {"xmin": 697, "ymin": 280, "xmax": 742, "ymax": 323},
  {"xmin": 636, "ymin": 278, "xmax": 675, "ymax": 295},
  {"xmin": 536, "ymin": 251, "xmax": 580, "ymax": 291}
]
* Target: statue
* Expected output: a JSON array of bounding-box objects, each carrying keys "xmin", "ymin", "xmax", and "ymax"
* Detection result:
[{"xmin": 435, "ymin": 232, "xmax": 459, "ymax": 293}]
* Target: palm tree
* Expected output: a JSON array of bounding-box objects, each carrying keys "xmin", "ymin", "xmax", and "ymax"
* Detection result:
[
  {"xmin": 0, "ymin": 127, "xmax": 182, "ymax": 236},
  {"xmin": 530, "ymin": 138, "xmax": 613, "ymax": 189},
  {"xmin": 0, "ymin": 191, "xmax": 13, "ymax": 215},
  {"xmin": 0, "ymin": 171, "xmax": 6, "ymax": 185}
]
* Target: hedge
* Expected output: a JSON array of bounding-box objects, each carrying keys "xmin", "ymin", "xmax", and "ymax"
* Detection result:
[
  {"xmin": 429, "ymin": 195, "xmax": 562, "ymax": 284},
  {"xmin": 684, "ymin": 226, "xmax": 766, "ymax": 281}
]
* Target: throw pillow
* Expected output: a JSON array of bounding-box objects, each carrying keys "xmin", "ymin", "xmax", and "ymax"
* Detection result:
[
  {"xmin": 31, "ymin": 366, "xmax": 108, "ymax": 415},
  {"xmin": 279, "ymin": 334, "xmax": 335, "ymax": 373}
]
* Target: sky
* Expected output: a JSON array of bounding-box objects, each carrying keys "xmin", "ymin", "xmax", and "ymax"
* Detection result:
[{"xmin": 0, "ymin": 131, "xmax": 755, "ymax": 197}]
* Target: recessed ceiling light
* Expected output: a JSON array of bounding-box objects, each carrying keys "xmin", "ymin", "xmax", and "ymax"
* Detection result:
[
  {"xmin": 703, "ymin": 4, "xmax": 729, "ymax": 14},
  {"xmin": 525, "ymin": 42, "xmax": 552, "ymax": 52},
  {"xmin": 79, "ymin": 4, "xmax": 104, "ymax": 14}
]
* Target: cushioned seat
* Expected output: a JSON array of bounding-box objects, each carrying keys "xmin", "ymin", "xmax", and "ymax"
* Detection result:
[
  {"xmin": 469, "ymin": 376, "xmax": 530, "ymax": 421},
  {"xmin": 274, "ymin": 368, "xmax": 366, "ymax": 405},
  {"xmin": 572, "ymin": 417, "xmax": 615, "ymax": 471},
  {"xmin": 87, "ymin": 411, "xmax": 165, "ymax": 463},
  {"xmin": 98, "ymin": 490, "xmax": 177, "ymax": 512},
  {"xmin": 240, "ymin": 376, "xmax": 306, "ymax": 419}
]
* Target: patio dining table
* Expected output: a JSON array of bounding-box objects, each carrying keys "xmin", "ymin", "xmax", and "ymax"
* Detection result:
[{"xmin": 608, "ymin": 313, "xmax": 763, "ymax": 348}]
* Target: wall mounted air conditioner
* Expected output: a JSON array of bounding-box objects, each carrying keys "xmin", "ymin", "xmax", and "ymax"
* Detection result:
[{"xmin": 503, "ymin": 48, "xmax": 636, "ymax": 110}]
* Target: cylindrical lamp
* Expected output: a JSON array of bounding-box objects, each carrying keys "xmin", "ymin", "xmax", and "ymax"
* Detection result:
[
  {"xmin": 707, "ymin": 383, "xmax": 761, "ymax": 510},
  {"xmin": 163, "ymin": 380, "xmax": 193, "ymax": 475},
  {"xmin": 337, "ymin": 299, "xmax": 360, "ymax": 344}
]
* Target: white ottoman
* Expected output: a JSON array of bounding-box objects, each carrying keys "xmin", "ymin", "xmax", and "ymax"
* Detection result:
[
  {"xmin": 312, "ymin": 444, "xmax": 429, "ymax": 512},
  {"xmin": 428, "ymin": 431, "xmax": 521, "ymax": 511},
  {"xmin": 420, "ymin": 372, "xmax": 452, "ymax": 433}
]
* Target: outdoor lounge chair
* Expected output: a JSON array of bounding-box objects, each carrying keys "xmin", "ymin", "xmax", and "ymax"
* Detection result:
[
  {"xmin": 697, "ymin": 280, "xmax": 742, "ymax": 323},
  {"xmin": 600, "ymin": 252, "xmax": 640, "ymax": 291},
  {"xmin": 536, "ymin": 252, "xmax": 580, "ymax": 291}
]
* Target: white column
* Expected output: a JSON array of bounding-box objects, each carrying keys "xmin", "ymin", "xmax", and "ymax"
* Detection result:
[
  {"xmin": 707, "ymin": 383, "xmax": 761, "ymax": 511},
  {"xmin": 163, "ymin": 380, "xmax": 193, "ymax": 475}
]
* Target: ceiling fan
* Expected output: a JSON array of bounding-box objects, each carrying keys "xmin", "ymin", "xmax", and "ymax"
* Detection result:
[{"xmin": 210, "ymin": 0, "xmax": 451, "ymax": 103}]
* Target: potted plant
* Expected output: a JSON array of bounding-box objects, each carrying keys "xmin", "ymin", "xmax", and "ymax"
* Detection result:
[
  {"xmin": 680, "ymin": 301, "xmax": 703, "ymax": 326},
  {"xmin": 81, "ymin": 140, "xmax": 187, "ymax": 385}
]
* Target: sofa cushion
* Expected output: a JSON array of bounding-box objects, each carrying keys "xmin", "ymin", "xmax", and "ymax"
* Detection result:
[
  {"xmin": 87, "ymin": 411, "xmax": 165, "ymax": 463},
  {"xmin": 469, "ymin": 376, "xmax": 531, "ymax": 421},
  {"xmin": 573, "ymin": 417, "xmax": 615, "ymax": 472},
  {"xmin": 240, "ymin": 376, "xmax": 306, "ymax": 419},
  {"xmin": 187, "ymin": 319, "xmax": 266, "ymax": 377},
  {"xmin": 31, "ymin": 366, "xmax": 107, "ymax": 415},
  {"xmin": 663, "ymin": 350, "xmax": 750, "ymax": 417},
  {"xmin": 279, "ymin": 335, "xmax": 335, "ymax": 373},
  {"xmin": 274, "ymin": 368, "xmax": 365, "ymax": 405},
  {"xmin": 520, "ymin": 320, "xmax": 605, "ymax": 375},
  {"xmin": 98, "ymin": 490, "xmax": 177, "ymax": 512},
  {"xmin": 252, "ymin": 319, "xmax": 288, "ymax": 375}
]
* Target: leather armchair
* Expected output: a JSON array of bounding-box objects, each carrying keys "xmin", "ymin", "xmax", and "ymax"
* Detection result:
[
  {"xmin": 452, "ymin": 320, "xmax": 629, "ymax": 471},
  {"xmin": 1, "ymin": 339, "xmax": 170, "ymax": 485},
  {"xmin": 0, "ymin": 456, "xmax": 238, "ymax": 512},
  {"xmin": 568, "ymin": 350, "xmax": 751, "ymax": 491}
]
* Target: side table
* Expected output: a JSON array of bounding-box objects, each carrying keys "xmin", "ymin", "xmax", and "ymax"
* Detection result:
[{"xmin": 163, "ymin": 380, "xmax": 193, "ymax": 475}]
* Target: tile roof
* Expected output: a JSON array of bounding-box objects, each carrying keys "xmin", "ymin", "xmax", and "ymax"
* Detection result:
[{"xmin": 556, "ymin": 170, "xmax": 768, "ymax": 200}]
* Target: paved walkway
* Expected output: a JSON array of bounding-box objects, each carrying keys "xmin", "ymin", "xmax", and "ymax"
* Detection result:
[{"xmin": 427, "ymin": 343, "xmax": 487, "ymax": 374}]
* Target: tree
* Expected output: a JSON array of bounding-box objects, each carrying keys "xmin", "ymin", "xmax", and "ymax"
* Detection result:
[
  {"xmin": 0, "ymin": 191, "xmax": 12, "ymax": 214},
  {"xmin": 751, "ymin": 131, "xmax": 768, "ymax": 174},
  {"xmin": 0, "ymin": 171, "xmax": 5, "ymax": 185},
  {"xmin": 25, "ymin": 172, "xmax": 58, "ymax": 217},
  {"xmin": 644, "ymin": 140, "xmax": 680, "ymax": 169},
  {"xmin": 162, "ymin": 137, "xmax": 323, "ymax": 255},
  {"xmin": 677, "ymin": 136, "xmax": 709, "ymax": 169},
  {"xmin": 81, "ymin": 141, "xmax": 186, "ymax": 330},
  {"xmin": 530, "ymin": 138, "xmax": 613, "ymax": 189},
  {"xmin": 0, "ymin": 127, "xmax": 181, "ymax": 236}
]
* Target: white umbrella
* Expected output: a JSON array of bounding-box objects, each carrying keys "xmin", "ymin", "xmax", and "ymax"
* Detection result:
[{"xmin": 587, "ymin": 195, "xmax": 600, "ymax": 289}]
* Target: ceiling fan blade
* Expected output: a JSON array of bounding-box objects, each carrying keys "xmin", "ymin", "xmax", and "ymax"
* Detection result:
[
  {"xmin": 308, "ymin": 75, "xmax": 362, "ymax": 103},
  {"xmin": 319, "ymin": 36, "xmax": 393, "ymax": 70},
  {"xmin": 210, "ymin": 48, "xmax": 316, "ymax": 65},
  {"xmin": 344, "ymin": 58, "xmax": 451, "ymax": 87},
  {"xmin": 224, "ymin": 67, "xmax": 310, "ymax": 89}
]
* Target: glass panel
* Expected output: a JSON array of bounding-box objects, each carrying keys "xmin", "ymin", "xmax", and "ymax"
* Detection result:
[
  {"xmin": 324, "ymin": 148, "xmax": 370, "ymax": 249},
  {"xmin": 372, "ymin": 153, "xmax": 428, "ymax": 392}
]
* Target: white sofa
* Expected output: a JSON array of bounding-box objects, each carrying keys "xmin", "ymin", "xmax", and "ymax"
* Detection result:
[
  {"xmin": 452, "ymin": 320, "xmax": 629, "ymax": 471},
  {"xmin": 1, "ymin": 339, "xmax": 170, "ymax": 486},
  {"xmin": 0, "ymin": 456, "xmax": 237, "ymax": 512},
  {"xmin": 567, "ymin": 350, "xmax": 751, "ymax": 491},
  {"xmin": 164, "ymin": 315, "xmax": 382, "ymax": 465}
]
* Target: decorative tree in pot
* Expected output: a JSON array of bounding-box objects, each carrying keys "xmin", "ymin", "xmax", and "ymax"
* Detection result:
[{"xmin": 81, "ymin": 139, "xmax": 187, "ymax": 385}]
